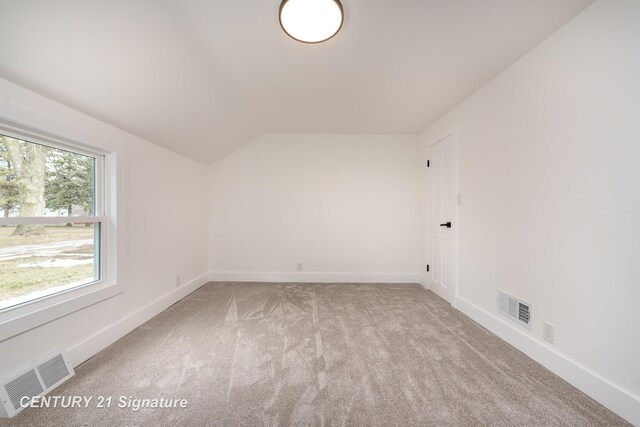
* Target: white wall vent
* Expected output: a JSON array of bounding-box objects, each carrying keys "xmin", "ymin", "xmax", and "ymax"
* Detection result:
[
  {"xmin": 0, "ymin": 351, "xmax": 74, "ymax": 418},
  {"xmin": 498, "ymin": 290, "xmax": 532, "ymax": 330}
]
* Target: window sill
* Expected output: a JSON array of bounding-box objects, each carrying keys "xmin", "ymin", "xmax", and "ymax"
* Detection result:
[{"xmin": 0, "ymin": 282, "xmax": 123, "ymax": 343}]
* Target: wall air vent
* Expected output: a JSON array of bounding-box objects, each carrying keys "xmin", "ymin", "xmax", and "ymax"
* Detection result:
[
  {"xmin": 36, "ymin": 354, "xmax": 70, "ymax": 389},
  {"xmin": 0, "ymin": 351, "xmax": 74, "ymax": 418},
  {"xmin": 498, "ymin": 290, "xmax": 532, "ymax": 330},
  {"xmin": 3, "ymin": 370, "xmax": 42, "ymax": 416}
]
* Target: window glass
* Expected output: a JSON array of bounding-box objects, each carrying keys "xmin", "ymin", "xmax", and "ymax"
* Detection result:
[{"xmin": 0, "ymin": 134, "xmax": 102, "ymax": 310}]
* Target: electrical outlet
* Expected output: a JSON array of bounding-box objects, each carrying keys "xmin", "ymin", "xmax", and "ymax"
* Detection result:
[
  {"xmin": 176, "ymin": 275, "xmax": 181, "ymax": 287},
  {"xmin": 297, "ymin": 263, "xmax": 303, "ymax": 272},
  {"xmin": 543, "ymin": 322, "xmax": 555, "ymax": 344}
]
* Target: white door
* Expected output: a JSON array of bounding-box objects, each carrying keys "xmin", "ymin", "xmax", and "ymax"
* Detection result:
[{"xmin": 427, "ymin": 135, "xmax": 456, "ymax": 303}]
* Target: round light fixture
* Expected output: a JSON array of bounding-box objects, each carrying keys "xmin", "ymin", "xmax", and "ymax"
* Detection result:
[{"xmin": 279, "ymin": 0, "xmax": 344, "ymax": 44}]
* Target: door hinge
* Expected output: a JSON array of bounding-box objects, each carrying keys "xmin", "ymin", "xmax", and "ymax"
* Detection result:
[
  {"xmin": 426, "ymin": 264, "xmax": 430, "ymax": 272},
  {"xmin": 427, "ymin": 160, "xmax": 430, "ymax": 167}
]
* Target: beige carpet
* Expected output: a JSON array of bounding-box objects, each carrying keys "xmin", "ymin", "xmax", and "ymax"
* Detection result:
[{"xmin": 3, "ymin": 282, "xmax": 628, "ymax": 426}]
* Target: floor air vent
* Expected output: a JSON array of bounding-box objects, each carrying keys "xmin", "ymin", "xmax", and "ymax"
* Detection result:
[
  {"xmin": 0, "ymin": 351, "xmax": 74, "ymax": 418},
  {"xmin": 498, "ymin": 290, "xmax": 532, "ymax": 330}
]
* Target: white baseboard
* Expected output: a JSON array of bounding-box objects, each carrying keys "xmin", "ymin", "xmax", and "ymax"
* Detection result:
[
  {"xmin": 417, "ymin": 274, "xmax": 428, "ymax": 290},
  {"xmin": 66, "ymin": 272, "xmax": 209, "ymax": 367},
  {"xmin": 455, "ymin": 296, "xmax": 640, "ymax": 426},
  {"xmin": 208, "ymin": 271, "xmax": 421, "ymax": 284}
]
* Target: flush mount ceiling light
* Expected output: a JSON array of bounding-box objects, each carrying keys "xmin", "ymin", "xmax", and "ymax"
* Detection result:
[{"xmin": 279, "ymin": 0, "xmax": 344, "ymax": 44}]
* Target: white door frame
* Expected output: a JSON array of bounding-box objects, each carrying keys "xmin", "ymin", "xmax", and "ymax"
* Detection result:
[{"xmin": 425, "ymin": 129, "xmax": 459, "ymax": 306}]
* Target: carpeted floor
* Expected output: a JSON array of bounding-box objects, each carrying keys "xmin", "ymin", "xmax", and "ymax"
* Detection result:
[{"xmin": 3, "ymin": 282, "xmax": 629, "ymax": 426}]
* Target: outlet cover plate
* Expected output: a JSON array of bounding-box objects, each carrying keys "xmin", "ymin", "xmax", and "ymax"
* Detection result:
[{"xmin": 543, "ymin": 322, "xmax": 555, "ymax": 344}]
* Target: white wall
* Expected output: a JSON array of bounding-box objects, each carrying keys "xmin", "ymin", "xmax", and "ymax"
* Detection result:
[
  {"xmin": 420, "ymin": 0, "xmax": 639, "ymax": 422},
  {"xmin": 0, "ymin": 77, "xmax": 209, "ymax": 377},
  {"xmin": 208, "ymin": 133, "xmax": 421, "ymax": 283}
]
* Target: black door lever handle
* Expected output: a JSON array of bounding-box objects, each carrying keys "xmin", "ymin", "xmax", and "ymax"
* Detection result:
[{"xmin": 440, "ymin": 222, "xmax": 452, "ymax": 228}]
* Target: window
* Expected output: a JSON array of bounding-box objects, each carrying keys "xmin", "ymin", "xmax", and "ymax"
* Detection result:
[{"xmin": 0, "ymin": 131, "xmax": 106, "ymax": 311}]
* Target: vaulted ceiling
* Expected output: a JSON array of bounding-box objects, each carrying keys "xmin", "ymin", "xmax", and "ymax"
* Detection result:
[{"xmin": 0, "ymin": 0, "xmax": 594, "ymax": 164}]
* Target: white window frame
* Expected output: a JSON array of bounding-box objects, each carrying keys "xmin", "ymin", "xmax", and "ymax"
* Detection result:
[{"xmin": 0, "ymin": 121, "xmax": 120, "ymax": 342}]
